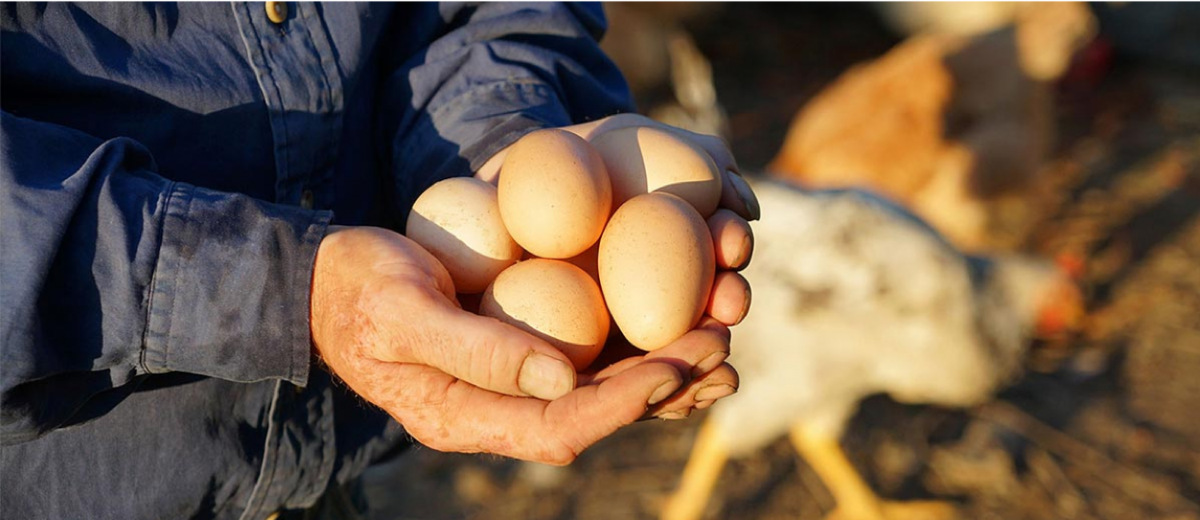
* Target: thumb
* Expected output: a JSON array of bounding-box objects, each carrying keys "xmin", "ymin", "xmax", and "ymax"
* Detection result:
[{"xmin": 411, "ymin": 303, "xmax": 578, "ymax": 401}]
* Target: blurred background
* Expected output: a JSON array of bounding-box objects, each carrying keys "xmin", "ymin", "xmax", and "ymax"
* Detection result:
[{"xmin": 365, "ymin": 3, "xmax": 1200, "ymax": 519}]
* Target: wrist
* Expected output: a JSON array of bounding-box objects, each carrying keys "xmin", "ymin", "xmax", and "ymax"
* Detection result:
[{"xmin": 310, "ymin": 225, "xmax": 349, "ymax": 360}]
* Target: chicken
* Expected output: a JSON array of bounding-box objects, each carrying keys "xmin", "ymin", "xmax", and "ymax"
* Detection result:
[
  {"xmin": 646, "ymin": 30, "xmax": 731, "ymax": 141},
  {"xmin": 877, "ymin": 2, "xmax": 1067, "ymax": 39},
  {"xmin": 661, "ymin": 179, "xmax": 1083, "ymax": 520},
  {"xmin": 768, "ymin": 2, "xmax": 1096, "ymax": 252}
]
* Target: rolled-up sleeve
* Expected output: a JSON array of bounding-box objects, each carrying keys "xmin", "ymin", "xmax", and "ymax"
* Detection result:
[
  {"xmin": 0, "ymin": 112, "xmax": 330, "ymax": 445},
  {"xmin": 380, "ymin": 2, "xmax": 637, "ymax": 221}
]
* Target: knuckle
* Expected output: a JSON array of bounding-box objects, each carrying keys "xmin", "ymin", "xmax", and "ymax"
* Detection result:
[
  {"xmin": 471, "ymin": 334, "xmax": 509, "ymax": 390},
  {"xmin": 537, "ymin": 441, "xmax": 581, "ymax": 466}
]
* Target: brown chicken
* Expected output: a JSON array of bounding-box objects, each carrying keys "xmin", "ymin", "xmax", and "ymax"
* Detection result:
[{"xmin": 769, "ymin": 2, "xmax": 1095, "ymax": 252}]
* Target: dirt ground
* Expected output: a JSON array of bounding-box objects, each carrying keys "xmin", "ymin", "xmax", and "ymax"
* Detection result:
[{"xmin": 363, "ymin": 5, "xmax": 1200, "ymax": 520}]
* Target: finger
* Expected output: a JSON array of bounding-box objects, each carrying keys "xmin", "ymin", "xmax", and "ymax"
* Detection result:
[
  {"xmin": 659, "ymin": 129, "xmax": 761, "ymax": 222},
  {"xmin": 659, "ymin": 129, "xmax": 760, "ymax": 222},
  {"xmin": 410, "ymin": 300, "xmax": 578, "ymax": 401},
  {"xmin": 675, "ymin": 130, "xmax": 739, "ymax": 175},
  {"xmin": 647, "ymin": 362, "xmax": 739, "ymax": 419},
  {"xmin": 580, "ymin": 329, "xmax": 643, "ymax": 379},
  {"xmin": 642, "ymin": 317, "xmax": 731, "ymax": 378},
  {"xmin": 707, "ymin": 272, "xmax": 752, "ymax": 327},
  {"xmin": 402, "ymin": 360, "xmax": 685, "ymax": 465},
  {"xmin": 718, "ymin": 169, "xmax": 761, "ymax": 221},
  {"xmin": 707, "ymin": 209, "xmax": 753, "ymax": 270},
  {"xmin": 582, "ymin": 317, "xmax": 730, "ymax": 385}
]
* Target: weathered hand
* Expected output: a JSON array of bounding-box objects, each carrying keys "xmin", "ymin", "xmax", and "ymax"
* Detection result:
[{"xmin": 309, "ymin": 226, "xmax": 732, "ymax": 464}]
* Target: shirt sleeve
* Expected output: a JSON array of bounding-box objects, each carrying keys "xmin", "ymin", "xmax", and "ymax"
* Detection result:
[
  {"xmin": 0, "ymin": 112, "xmax": 331, "ymax": 445},
  {"xmin": 379, "ymin": 2, "xmax": 637, "ymax": 224}
]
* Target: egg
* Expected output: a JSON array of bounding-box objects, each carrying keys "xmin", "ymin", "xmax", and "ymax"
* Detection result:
[
  {"xmin": 590, "ymin": 126, "xmax": 723, "ymax": 217},
  {"xmin": 406, "ymin": 177, "xmax": 524, "ymax": 294},
  {"xmin": 599, "ymin": 192, "xmax": 715, "ymax": 351},
  {"xmin": 481, "ymin": 259, "xmax": 610, "ymax": 370},
  {"xmin": 498, "ymin": 129, "xmax": 612, "ymax": 259}
]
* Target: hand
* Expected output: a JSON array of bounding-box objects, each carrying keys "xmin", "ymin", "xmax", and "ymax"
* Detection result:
[
  {"xmin": 309, "ymin": 226, "xmax": 735, "ymax": 464},
  {"xmin": 476, "ymin": 114, "xmax": 756, "ymax": 419}
]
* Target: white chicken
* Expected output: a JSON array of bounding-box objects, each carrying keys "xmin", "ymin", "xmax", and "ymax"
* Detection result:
[{"xmin": 662, "ymin": 179, "xmax": 1082, "ymax": 520}]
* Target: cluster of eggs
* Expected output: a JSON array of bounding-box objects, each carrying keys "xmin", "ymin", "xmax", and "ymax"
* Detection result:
[{"xmin": 406, "ymin": 126, "xmax": 722, "ymax": 371}]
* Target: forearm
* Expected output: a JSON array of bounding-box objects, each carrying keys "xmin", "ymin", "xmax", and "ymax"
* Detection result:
[{"xmin": 1, "ymin": 112, "xmax": 330, "ymax": 444}]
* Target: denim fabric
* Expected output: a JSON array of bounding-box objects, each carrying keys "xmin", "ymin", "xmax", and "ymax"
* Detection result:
[{"xmin": 0, "ymin": 3, "xmax": 633, "ymax": 519}]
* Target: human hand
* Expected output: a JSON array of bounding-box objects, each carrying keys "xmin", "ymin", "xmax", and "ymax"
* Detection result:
[
  {"xmin": 309, "ymin": 226, "xmax": 735, "ymax": 464},
  {"xmin": 476, "ymin": 115, "xmax": 756, "ymax": 418}
]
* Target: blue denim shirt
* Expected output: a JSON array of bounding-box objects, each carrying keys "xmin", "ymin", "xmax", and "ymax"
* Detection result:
[{"xmin": 0, "ymin": 3, "xmax": 633, "ymax": 518}]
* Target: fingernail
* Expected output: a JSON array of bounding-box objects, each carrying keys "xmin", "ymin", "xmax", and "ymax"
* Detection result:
[
  {"xmin": 694, "ymin": 399, "xmax": 716, "ymax": 410},
  {"xmin": 728, "ymin": 171, "xmax": 760, "ymax": 221},
  {"xmin": 693, "ymin": 384, "xmax": 736, "ymax": 402},
  {"xmin": 738, "ymin": 285, "xmax": 752, "ymax": 324},
  {"xmin": 649, "ymin": 379, "xmax": 680, "ymax": 405},
  {"xmin": 733, "ymin": 233, "xmax": 752, "ymax": 270},
  {"xmin": 692, "ymin": 351, "xmax": 728, "ymax": 378},
  {"xmin": 659, "ymin": 410, "xmax": 690, "ymax": 420},
  {"xmin": 519, "ymin": 353, "xmax": 575, "ymax": 400}
]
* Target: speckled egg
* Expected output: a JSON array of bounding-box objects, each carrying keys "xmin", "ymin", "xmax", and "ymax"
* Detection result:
[
  {"xmin": 406, "ymin": 177, "xmax": 524, "ymax": 294},
  {"xmin": 590, "ymin": 126, "xmax": 723, "ymax": 217},
  {"xmin": 598, "ymin": 192, "xmax": 715, "ymax": 351},
  {"xmin": 481, "ymin": 259, "xmax": 610, "ymax": 370},
  {"xmin": 498, "ymin": 129, "xmax": 612, "ymax": 259}
]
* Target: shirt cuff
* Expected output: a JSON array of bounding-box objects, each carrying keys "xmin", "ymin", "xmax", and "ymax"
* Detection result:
[{"xmin": 141, "ymin": 182, "xmax": 331, "ymax": 387}]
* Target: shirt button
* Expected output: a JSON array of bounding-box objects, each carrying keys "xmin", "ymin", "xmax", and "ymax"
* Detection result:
[
  {"xmin": 265, "ymin": 2, "xmax": 288, "ymax": 24},
  {"xmin": 300, "ymin": 190, "xmax": 314, "ymax": 210}
]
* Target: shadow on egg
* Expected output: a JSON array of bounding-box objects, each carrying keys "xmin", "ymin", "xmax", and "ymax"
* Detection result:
[{"xmin": 406, "ymin": 211, "xmax": 515, "ymax": 294}]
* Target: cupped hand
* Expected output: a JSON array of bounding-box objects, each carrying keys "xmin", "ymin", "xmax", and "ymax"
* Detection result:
[
  {"xmin": 474, "ymin": 114, "xmax": 756, "ymax": 419},
  {"xmin": 310, "ymin": 226, "xmax": 735, "ymax": 464}
]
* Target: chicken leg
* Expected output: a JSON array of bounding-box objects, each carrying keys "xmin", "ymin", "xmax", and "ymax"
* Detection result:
[
  {"xmin": 789, "ymin": 422, "xmax": 958, "ymax": 520},
  {"xmin": 661, "ymin": 419, "xmax": 729, "ymax": 520}
]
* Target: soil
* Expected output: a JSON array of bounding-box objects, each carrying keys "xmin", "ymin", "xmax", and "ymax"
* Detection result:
[{"xmin": 363, "ymin": 5, "xmax": 1200, "ymax": 520}]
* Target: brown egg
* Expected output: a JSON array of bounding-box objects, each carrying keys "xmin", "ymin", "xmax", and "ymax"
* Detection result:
[
  {"xmin": 599, "ymin": 193, "xmax": 715, "ymax": 351},
  {"xmin": 481, "ymin": 259, "xmax": 610, "ymax": 370},
  {"xmin": 406, "ymin": 177, "xmax": 523, "ymax": 294},
  {"xmin": 590, "ymin": 126, "xmax": 723, "ymax": 217},
  {"xmin": 498, "ymin": 129, "xmax": 612, "ymax": 259}
]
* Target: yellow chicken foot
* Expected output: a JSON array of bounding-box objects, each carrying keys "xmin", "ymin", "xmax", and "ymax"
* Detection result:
[
  {"xmin": 661, "ymin": 419, "xmax": 729, "ymax": 520},
  {"xmin": 789, "ymin": 422, "xmax": 958, "ymax": 520}
]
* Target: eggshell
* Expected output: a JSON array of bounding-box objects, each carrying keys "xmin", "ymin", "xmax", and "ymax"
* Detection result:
[
  {"xmin": 598, "ymin": 192, "xmax": 715, "ymax": 351},
  {"xmin": 498, "ymin": 129, "xmax": 612, "ymax": 259},
  {"xmin": 406, "ymin": 177, "xmax": 523, "ymax": 294},
  {"xmin": 481, "ymin": 259, "xmax": 610, "ymax": 370},
  {"xmin": 590, "ymin": 126, "xmax": 723, "ymax": 217}
]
